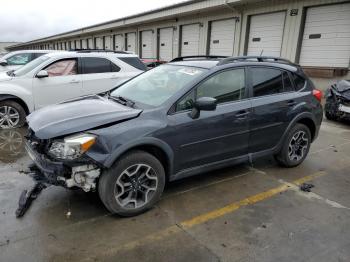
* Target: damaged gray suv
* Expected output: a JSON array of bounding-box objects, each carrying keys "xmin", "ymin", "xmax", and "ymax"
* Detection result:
[{"xmin": 25, "ymin": 56, "xmax": 323, "ymax": 217}]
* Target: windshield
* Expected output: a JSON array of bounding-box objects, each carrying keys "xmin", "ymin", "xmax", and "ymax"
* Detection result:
[
  {"xmin": 14, "ymin": 55, "xmax": 50, "ymax": 77},
  {"xmin": 111, "ymin": 65, "xmax": 206, "ymax": 107}
]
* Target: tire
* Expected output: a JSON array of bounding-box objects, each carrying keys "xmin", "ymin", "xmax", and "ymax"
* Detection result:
[
  {"xmin": 98, "ymin": 150, "xmax": 165, "ymax": 217},
  {"xmin": 0, "ymin": 100, "xmax": 26, "ymax": 129},
  {"xmin": 275, "ymin": 124, "xmax": 311, "ymax": 168}
]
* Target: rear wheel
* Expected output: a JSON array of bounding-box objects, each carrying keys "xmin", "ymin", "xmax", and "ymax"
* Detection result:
[
  {"xmin": 98, "ymin": 150, "xmax": 165, "ymax": 217},
  {"xmin": 0, "ymin": 100, "xmax": 26, "ymax": 129},
  {"xmin": 275, "ymin": 124, "xmax": 311, "ymax": 168}
]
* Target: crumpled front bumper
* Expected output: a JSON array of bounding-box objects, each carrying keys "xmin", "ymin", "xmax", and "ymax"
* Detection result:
[{"xmin": 25, "ymin": 140, "xmax": 68, "ymax": 185}]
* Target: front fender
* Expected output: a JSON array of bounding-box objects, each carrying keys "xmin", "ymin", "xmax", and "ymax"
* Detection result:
[{"xmin": 0, "ymin": 83, "xmax": 33, "ymax": 112}]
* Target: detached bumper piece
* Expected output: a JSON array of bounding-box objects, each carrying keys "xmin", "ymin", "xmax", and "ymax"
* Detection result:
[{"xmin": 15, "ymin": 182, "xmax": 47, "ymax": 218}]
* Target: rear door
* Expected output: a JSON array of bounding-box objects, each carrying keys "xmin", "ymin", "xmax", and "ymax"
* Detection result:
[
  {"xmin": 81, "ymin": 57, "xmax": 122, "ymax": 95},
  {"xmin": 169, "ymin": 68, "xmax": 250, "ymax": 171},
  {"xmin": 248, "ymin": 66, "xmax": 297, "ymax": 152},
  {"xmin": 32, "ymin": 58, "xmax": 82, "ymax": 109}
]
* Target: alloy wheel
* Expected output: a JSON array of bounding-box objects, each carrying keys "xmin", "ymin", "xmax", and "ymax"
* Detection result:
[
  {"xmin": 288, "ymin": 130, "xmax": 309, "ymax": 162},
  {"xmin": 114, "ymin": 164, "xmax": 158, "ymax": 209},
  {"xmin": 0, "ymin": 106, "xmax": 20, "ymax": 129}
]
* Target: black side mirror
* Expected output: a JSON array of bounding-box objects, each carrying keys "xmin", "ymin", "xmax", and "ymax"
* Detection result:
[
  {"xmin": 0, "ymin": 59, "xmax": 7, "ymax": 66},
  {"xmin": 190, "ymin": 97, "xmax": 217, "ymax": 119}
]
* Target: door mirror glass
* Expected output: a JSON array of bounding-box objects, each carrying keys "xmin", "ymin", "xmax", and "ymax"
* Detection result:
[
  {"xmin": 36, "ymin": 70, "xmax": 49, "ymax": 78},
  {"xmin": 0, "ymin": 59, "xmax": 7, "ymax": 66},
  {"xmin": 190, "ymin": 97, "xmax": 217, "ymax": 119}
]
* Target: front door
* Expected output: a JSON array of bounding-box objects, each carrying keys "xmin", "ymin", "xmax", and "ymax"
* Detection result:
[
  {"xmin": 32, "ymin": 58, "xmax": 82, "ymax": 109},
  {"xmin": 168, "ymin": 68, "xmax": 251, "ymax": 172}
]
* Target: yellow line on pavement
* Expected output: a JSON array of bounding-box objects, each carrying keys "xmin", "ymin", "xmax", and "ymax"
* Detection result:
[
  {"xmin": 84, "ymin": 171, "xmax": 327, "ymax": 260},
  {"xmin": 180, "ymin": 171, "xmax": 326, "ymax": 229}
]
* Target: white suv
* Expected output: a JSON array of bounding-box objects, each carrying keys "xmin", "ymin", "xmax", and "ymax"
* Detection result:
[
  {"xmin": 0, "ymin": 51, "xmax": 146, "ymax": 128},
  {"xmin": 0, "ymin": 50, "xmax": 55, "ymax": 72}
]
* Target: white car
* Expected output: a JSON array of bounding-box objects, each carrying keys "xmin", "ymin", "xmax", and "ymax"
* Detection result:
[
  {"xmin": 0, "ymin": 51, "xmax": 146, "ymax": 128},
  {"xmin": 0, "ymin": 50, "xmax": 55, "ymax": 72}
]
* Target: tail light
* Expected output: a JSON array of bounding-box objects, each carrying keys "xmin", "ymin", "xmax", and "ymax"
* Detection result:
[{"xmin": 312, "ymin": 89, "xmax": 322, "ymax": 102}]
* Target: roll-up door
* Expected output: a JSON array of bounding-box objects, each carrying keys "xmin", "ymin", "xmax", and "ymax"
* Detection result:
[
  {"xmin": 299, "ymin": 3, "xmax": 350, "ymax": 67},
  {"xmin": 95, "ymin": 37, "xmax": 103, "ymax": 49},
  {"xmin": 141, "ymin": 30, "xmax": 154, "ymax": 58},
  {"xmin": 114, "ymin": 34, "xmax": 124, "ymax": 51},
  {"xmin": 126, "ymin": 32, "xmax": 137, "ymax": 53},
  {"xmin": 181, "ymin": 24, "xmax": 201, "ymax": 56},
  {"xmin": 209, "ymin": 18, "xmax": 236, "ymax": 56},
  {"xmin": 247, "ymin": 12, "xmax": 286, "ymax": 56},
  {"xmin": 75, "ymin": 40, "xmax": 81, "ymax": 49},
  {"xmin": 104, "ymin": 36, "xmax": 112, "ymax": 50},
  {"xmin": 82, "ymin": 39, "xmax": 88, "ymax": 49},
  {"xmin": 159, "ymin": 27, "xmax": 174, "ymax": 61},
  {"xmin": 87, "ymin": 38, "xmax": 93, "ymax": 49}
]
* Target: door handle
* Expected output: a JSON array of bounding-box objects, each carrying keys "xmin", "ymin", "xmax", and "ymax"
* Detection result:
[
  {"xmin": 70, "ymin": 80, "xmax": 80, "ymax": 84},
  {"xmin": 235, "ymin": 110, "xmax": 250, "ymax": 119},
  {"xmin": 287, "ymin": 100, "xmax": 297, "ymax": 106}
]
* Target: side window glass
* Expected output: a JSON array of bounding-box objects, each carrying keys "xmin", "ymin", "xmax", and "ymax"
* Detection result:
[
  {"xmin": 197, "ymin": 69, "xmax": 246, "ymax": 104},
  {"xmin": 176, "ymin": 90, "xmax": 195, "ymax": 112},
  {"xmin": 6, "ymin": 53, "xmax": 31, "ymax": 65},
  {"xmin": 282, "ymin": 72, "xmax": 294, "ymax": 92},
  {"xmin": 251, "ymin": 68, "xmax": 284, "ymax": 97},
  {"xmin": 292, "ymin": 73, "xmax": 306, "ymax": 91},
  {"xmin": 44, "ymin": 59, "xmax": 78, "ymax": 77},
  {"xmin": 83, "ymin": 57, "xmax": 120, "ymax": 74}
]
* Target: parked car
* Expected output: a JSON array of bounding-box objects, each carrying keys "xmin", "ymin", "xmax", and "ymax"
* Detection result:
[
  {"xmin": 0, "ymin": 50, "xmax": 146, "ymax": 129},
  {"xmin": 0, "ymin": 50, "xmax": 54, "ymax": 72},
  {"xmin": 25, "ymin": 55, "xmax": 323, "ymax": 217},
  {"xmin": 325, "ymin": 80, "xmax": 350, "ymax": 121},
  {"xmin": 141, "ymin": 59, "xmax": 167, "ymax": 69}
]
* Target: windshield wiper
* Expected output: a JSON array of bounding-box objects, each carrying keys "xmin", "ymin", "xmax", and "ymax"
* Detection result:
[{"xmin": 109, "ymin": 95, "xmax": 136, "ymax": 108}]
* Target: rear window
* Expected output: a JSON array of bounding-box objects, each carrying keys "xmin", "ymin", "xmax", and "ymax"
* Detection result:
[
  {"xmin": 119, "ymin": 57, "xmax": 147, "ymax": 71},
  {"xmin": 82, "ymin": 57, "xmax": 120, "ymax": 74},
  {"xmin": 291, "ymin": 73, "xmax": 306, "ymax": 91}
]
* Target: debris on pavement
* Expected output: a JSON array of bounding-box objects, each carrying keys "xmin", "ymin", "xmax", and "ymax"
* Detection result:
[
  {"xmin": 300, "ymin": 183, "xmax": 315, "ymax": 192},
  {"xmin": 15, "ymin": 182, "xmax": 47, "ymax": 218},
  {"xmin": 66, "ymin": 210, "xmax": 72, "ymax": 219}
]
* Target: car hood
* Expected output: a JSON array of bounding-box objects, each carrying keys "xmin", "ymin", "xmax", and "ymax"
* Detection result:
[{"xmin": 27, "ymin": 95, "xmax": 142, "ymax": 139}]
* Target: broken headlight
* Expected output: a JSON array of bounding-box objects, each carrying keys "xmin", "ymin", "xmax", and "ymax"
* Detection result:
[{"xmin": 48, "ymin": 134, "xmax": 96, "ymax": 160}]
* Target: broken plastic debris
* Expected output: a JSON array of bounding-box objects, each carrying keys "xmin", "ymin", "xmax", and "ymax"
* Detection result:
[
  {"xmin": 15, "ymin": 183, "xmax": 47, "ymax": 218},
  {"xmin": 299, "ymin": 183, "xmax": 315, "ymax": 192}
]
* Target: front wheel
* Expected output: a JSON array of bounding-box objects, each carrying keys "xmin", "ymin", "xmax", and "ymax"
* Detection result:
[
  {"xmin": 0, "ymin": 100, "xmax": 26, "ymax": 129},
  {"xmin": 98, "ymin": 150, "xmax": 165, "ymax": 217},
  {"xmin": 275, "ymin": 124, "xmax": 311, "ymax": 168}
]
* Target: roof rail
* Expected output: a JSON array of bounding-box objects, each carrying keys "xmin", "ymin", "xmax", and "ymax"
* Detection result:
[
  {"xmin": 171, "ymin": 55, "xmax": 228, "ymax": 62},
  {"xmin": 69, "ymin": 49, "xmax": 128, "ymax": 54},
  {"xmin": 217, "ymin": 56, "xmax": 293, "ymax": 66}
]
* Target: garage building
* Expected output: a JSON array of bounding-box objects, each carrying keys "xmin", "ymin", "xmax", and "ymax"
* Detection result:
[{"xmin": 7, "ymin": 0, "xmax": 350, "ymax": 79}]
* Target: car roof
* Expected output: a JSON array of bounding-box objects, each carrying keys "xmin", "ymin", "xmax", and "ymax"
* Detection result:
[
  {"xmin": 43, "ymin": 51, "xmax": 139, "ymax": 59},
  {"xmin": 168, "ymin": 56, "xmax": 299, "ymax": 72}
]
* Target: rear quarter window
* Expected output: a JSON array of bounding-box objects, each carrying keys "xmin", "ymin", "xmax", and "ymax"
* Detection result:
[{"xmin": 291, "ymin": 74, "xmax": 306, "ymax": 91}]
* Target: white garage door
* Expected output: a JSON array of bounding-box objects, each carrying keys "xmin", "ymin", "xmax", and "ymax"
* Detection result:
[
  {"xmin": 95, "ymin": 37, "xmax": 103, "ymax": 49},
  {"xmin": 81, "ymin": 39, "xmax": 88, "ymax": 49},
  {"xmin": 159, "ymin": 28, "xmax": 174, "ymax": 61},
  {"xmin": 299, "ymin": 3, "xmax": 350, "ymax": 68},
  {"xmin": 141, "ymin": 30, "xmax": 154, "ymax": 58},
  {"xmin": 87, "ymin": 38, "xmax": 93, "ymax": 49},
  {"xmin": 104, "ymin": 36, "xmax": 112, "ymax": 50},
  {"xmin": 209, "ymin": 18, "xmax": 236, "ymax": 56},
  {"xmin": 126, "ymin": 32, "xmax": 137, "ymax": 53},
  {"xmin": 181, "ymin": 24, "xmax": 201, "ymax": 56},
  {"xmin": 247, "ymin": 12, "xmax": 286, "ymax": 56},
  {"xmin": 114, "ymin": 34, "xmax": 124, "ymax": 51},
  {"xmin": 75, "ymin": 40, "xmax": 81, "ymax": 49}
]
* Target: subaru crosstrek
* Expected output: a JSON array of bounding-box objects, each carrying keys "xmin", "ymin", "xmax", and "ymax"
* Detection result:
[{"xmin": 25, "ymin": 56, "xmax": 323, "ymax": 217}]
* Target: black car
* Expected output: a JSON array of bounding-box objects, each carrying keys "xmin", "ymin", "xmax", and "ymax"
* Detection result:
[
  {"xmin": 325, "ymin": 80, "xmax": 350, "ymax": 121},
  {"xmin": 25, "ymin": 56, "xmax": 323, "ymax": 217}
]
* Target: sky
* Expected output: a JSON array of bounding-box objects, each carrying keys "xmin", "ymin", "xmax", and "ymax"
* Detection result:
[{"xmin": 0, "ymin": 0, "xmax": 188, "ymax": 42}]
